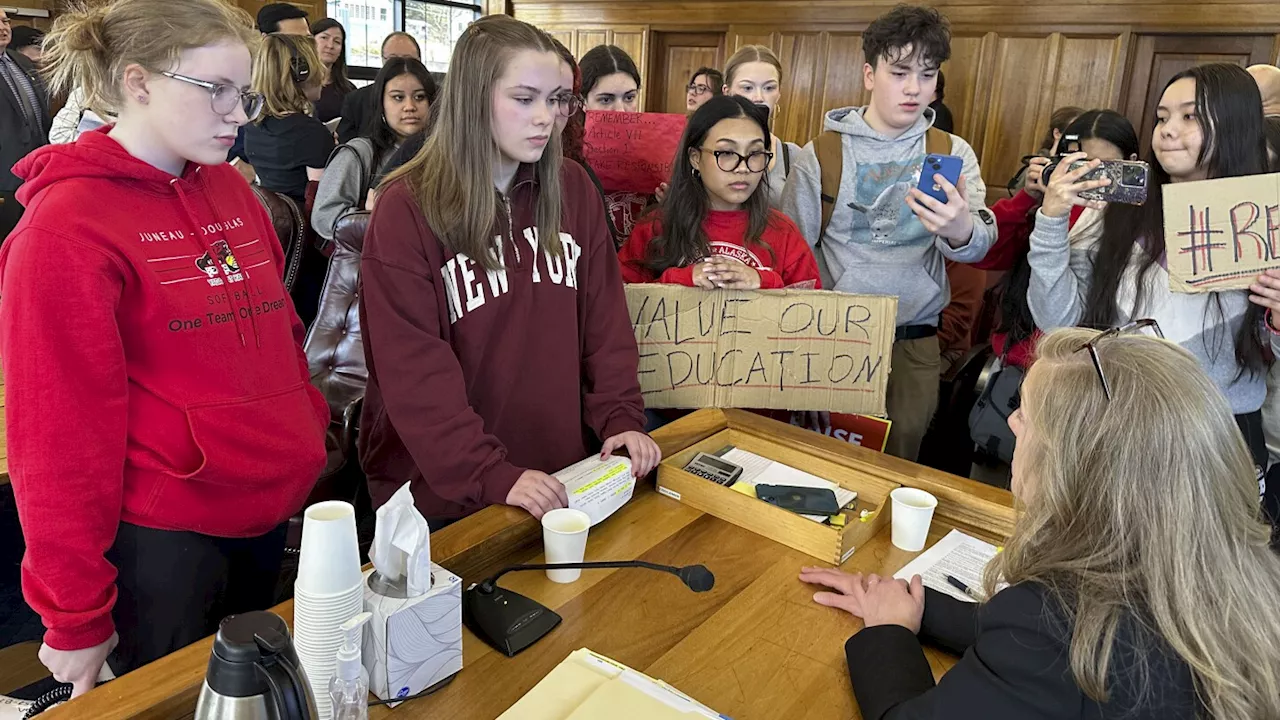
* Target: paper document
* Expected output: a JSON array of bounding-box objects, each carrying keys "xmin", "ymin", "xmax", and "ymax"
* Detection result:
[
  {"xmin": 894, "ymin": 529, "xmax": 999, "ymax": 603},
  {"xmin": 554, "ymin": 455, "xmax": 635, "ymax": 526},
  {"xmin": 498, "ymin": 648, "xmax": 725, "ymax": 719},
  {"xmin": 721, "ymin": 448, "xmax": 856, "ymax": 522},
  {"xmin": 324, "ymin": 117, "xmax": 341, "ymax": 134},
  {"xmin": 0, "ymin": 696, "xmax": 36, "ymax": 720}
]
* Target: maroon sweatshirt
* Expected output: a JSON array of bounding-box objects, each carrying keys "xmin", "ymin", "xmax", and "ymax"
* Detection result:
[{"xmin": 358, "ymin": 160, "xmax": 646, "ymax": 518}]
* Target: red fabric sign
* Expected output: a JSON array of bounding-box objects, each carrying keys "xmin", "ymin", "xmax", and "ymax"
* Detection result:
[
  {"xmin": 791, "ymin": 413, "xmax": 892, "ymax": 453},
  {"xmin": 583, "ymin": 111, "xmax": 688, "ymax": 195}
]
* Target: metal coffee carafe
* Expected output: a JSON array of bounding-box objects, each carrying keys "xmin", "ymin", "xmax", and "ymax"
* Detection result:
[{"xmin": 194, "ymin": 610, "xmax": 318, "ymax": 720}]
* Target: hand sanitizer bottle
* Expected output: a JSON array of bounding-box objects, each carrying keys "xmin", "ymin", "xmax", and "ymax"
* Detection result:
[{"xmin": 329, "ymin": 612, "xmax": 372, "ymax": 720}]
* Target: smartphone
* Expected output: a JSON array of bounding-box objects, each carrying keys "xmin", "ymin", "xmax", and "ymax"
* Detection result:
[
  {"xmin": 917, "ymin": 154, "xmax": 964, "ymax": 203},
  {"xmin": 1043, "ymin": 159, "xmax": 1150, "ymax": 206}
]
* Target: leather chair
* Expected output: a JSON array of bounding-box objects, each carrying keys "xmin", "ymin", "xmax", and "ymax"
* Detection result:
[
  {"xmin": 283, "ymin": 211, "xmax": 372, "ymax": 556},
  {"xmin": 250, "ymin": 185, "xmax": 305, "ymax": 292}
]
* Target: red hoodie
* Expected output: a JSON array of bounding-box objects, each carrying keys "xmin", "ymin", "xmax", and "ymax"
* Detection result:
[
  {"xmin": 358, "ymin": 160, "xmax": 646, "ymax": 519},
  {"xmin": 0, "ymin": 130, "xmax": 329, "ymax": 651},
  {"xmin": 619, "ymin": 209, "xmax": 821, "ymax": 288}
]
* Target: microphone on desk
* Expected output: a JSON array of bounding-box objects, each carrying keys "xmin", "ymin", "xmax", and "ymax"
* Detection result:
[{"xmin": 463, "ymin": 561, "xmax": 716, "ymax": 658}]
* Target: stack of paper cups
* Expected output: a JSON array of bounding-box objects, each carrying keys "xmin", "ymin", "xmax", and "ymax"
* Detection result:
[{"xmin": 293, "ymin": 501, "xmax": 363, "ymax": 720}]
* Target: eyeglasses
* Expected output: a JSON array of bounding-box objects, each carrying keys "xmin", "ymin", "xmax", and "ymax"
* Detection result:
[
  {"xmin": 698, "ymin": 148, "xmax": 773, "ymax": 173},
  {"xmin": 687, "ymin": 83, "xmax": 712, "ymax": 96},
  {"xmin": 551, "ymin": 93, "xmax": 582, "ymax": 119},
  {"xmin": 160, "ymin": 71, "xmax": 265, "ymax": 121},
  {"xmin": 1073, "ymin": 318, "xmax": 1164, "ymax": 401}
]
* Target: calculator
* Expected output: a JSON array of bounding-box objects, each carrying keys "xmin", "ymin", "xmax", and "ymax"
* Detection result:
[{"xmin": 683, "ymin": 452, "xmax": 744, "ymax": 486}]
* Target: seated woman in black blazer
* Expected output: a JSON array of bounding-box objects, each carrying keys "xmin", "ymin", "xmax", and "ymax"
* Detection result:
[{"xmin": 802, "ymin": 327, "xmax": 1280, "ymax": 720}]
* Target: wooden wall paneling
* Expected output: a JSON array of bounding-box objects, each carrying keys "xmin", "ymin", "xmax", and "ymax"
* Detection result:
[
  {"xmin": 648, "ymin": 32, "xmax": 726, "ymax": 113},
  {"xmin": 979, "ymin": 33, "xmax": 1055, "ymax": 196},
  {"xmin": 938, "ymin": 32, "xmax": 989, "ymax": 154},
  {"xmin": 1122, "ymin": 34, "xmax": 1277, "ymax": 156},
  {"xmin": 1046, "ymin": 34, "xmax": 1128, "ymax": 119},
  {"xmin": 771, "ymin": 31, "xmax": 831, "ymax": 144},
  {"xmin": 815, "ymin": 32, "xmax": 868, "ymax": 143},
  {"xmin": 577, "ymin": 29, "xmax": 610, "ymax": 53},
  {"xmin": 726, "ymin": 27, "xmax": 780, "ymax": 54},
  {"xmin": 545, "ymin": 28, "xmax": 577, "ymax": 55},
  {"xmin": 608, "ymin": 26, "xmax": 650, "ymax": 108}
]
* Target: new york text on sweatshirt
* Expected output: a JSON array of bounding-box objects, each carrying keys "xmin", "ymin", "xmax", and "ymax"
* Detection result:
[{"xmin": 358, "ymin": 159, "xmax": 646, "ymax": 520}]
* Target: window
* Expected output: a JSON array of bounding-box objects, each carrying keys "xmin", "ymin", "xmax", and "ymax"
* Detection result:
[{"xmin": 326, "ymin": 0, "xmax": 479, "ymax": 76}]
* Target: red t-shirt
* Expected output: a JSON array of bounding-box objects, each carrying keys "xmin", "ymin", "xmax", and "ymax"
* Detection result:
[{"xmin": 618, "ymin": 209, "xmax": 821, "ymax": 289}]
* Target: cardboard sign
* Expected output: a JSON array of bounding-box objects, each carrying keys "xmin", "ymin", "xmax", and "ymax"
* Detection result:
[
  {"xmin": 626, "ymin": 285, "xmax": 897, "ymax": 416},
  {"xmin": 791, "ymin": 413, "xmax": 892, "ymax": 452},
  {"xmin": 584, "ymin": 112, "xmax": 687, "ymax": 195},
  {"xmin": 1164, "ymin": 172, "xmax": 1280, "ymax": 292}
]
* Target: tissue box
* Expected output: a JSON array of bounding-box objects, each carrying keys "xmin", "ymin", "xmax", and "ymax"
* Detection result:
[{"xmin": 361, "ymin": 565, "xmax": 463, "ymax": 706}]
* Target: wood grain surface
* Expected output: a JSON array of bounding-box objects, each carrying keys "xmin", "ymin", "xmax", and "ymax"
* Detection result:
[{"xmin": 41, "ymin": 409, "xmax": 1013, "ymax": 720}]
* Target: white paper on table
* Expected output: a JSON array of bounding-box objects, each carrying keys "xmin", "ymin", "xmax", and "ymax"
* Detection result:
[
  {"xmin": 893, "ymin": 529, "xmax": 1000, "ymax": 603},
  {"xmin": 0, "ymin": 696, "xmax": 36, "ymax": 720},
  {"xmin": 721, "ymin": 448, "xmax": 857, "ymax": 522},
  {"xmin": 554, "ymin": 455, "xmax": 635, "ymax": 526}
]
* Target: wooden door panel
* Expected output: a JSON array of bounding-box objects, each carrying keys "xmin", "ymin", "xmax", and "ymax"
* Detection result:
[
  {"xmin": 817, "ymin": 33, "xmax": 868, "ymax": 140},
  {"xmin": 1048, "ymin": 35, "xmax": 1126, "ymax": 122},
  {"xmin": 774, "ymin": 31, "xmax": 828, "ymax": 144},
  {"xmin": 577, "ymin": 30, "xmax": 609, "ymax": 55},
  {"xmin": 941, "ymin": 33, "xmax": 988, "ymax": 150},
  {"xmin": 649, "ymin": 32, "xmax": 724, "ymax": 114}
]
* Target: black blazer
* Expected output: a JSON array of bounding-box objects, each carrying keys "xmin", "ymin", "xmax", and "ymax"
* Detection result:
[
  {"xmin": 336, "ymin": 84, "xmax": 374, "ymax": 145},
  {"xmin": 846, "ymin": 583, "xmax": 1202, "ymax": 720},
  {"xmin": 0, "ymin": 49, "xmax": 50, "ymax": 194}
]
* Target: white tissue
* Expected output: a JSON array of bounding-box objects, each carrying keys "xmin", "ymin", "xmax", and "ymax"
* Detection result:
[{"xmin": 370, "ymin": 482, "xmax": 432, "ymax": 596}]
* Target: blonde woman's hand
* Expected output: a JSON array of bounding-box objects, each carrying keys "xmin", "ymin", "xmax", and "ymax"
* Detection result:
[{"xmin": 801, "ymin": 569, "xmax": 926, "ymax": 633}]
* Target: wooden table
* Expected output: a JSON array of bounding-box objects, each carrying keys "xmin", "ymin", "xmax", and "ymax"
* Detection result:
[{"xmin": 44, "ymin": 410, "xmax": 1015, "ymax": 720}]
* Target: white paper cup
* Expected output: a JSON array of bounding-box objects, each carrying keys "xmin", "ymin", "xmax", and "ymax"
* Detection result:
[
  {"xmin": 542, "ymin": 508, "xmax": 591, "ymax": 583},
  {"xmin": 890, "ymin": 488, "xmax": 938, "ymax": 552},
  {"xmin": 296, "ymin": 501, "xmax": 362, "ymax": 595}
]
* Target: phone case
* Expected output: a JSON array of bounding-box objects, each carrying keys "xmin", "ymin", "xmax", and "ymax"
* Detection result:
[
  {"xmin": 917, "ymin": 154, "xmax": 964, "ymax": 204},
  {"xmin": 1066, "ymin": 159, "xmax": 1149, "ymax": 205},
  {"xmin": 755, "ymin": 484, "xmax": 841, "ymax": 515}
]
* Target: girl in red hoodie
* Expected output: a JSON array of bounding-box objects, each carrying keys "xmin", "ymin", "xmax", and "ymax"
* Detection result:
[
  {"xmin": 619, "ymin": 95, "xmax": 820, "ymax": 290},
  {"xmin": 358, "ymin": 16, "xmax": 657, "ymax": 525},
  {"xmin": 0, "ymin": 0, "xmax": 328, "ymax": 694}
]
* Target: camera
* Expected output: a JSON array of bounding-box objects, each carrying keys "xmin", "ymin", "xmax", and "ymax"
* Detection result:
[{"xmin": 1041, "ymin": 136, "xmax": 1150, "ymax": 206}]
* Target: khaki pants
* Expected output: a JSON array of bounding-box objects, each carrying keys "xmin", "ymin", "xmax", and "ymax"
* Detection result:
[{"xmin": 883, "ymin": 336, "xmax": 941, "ymax": 462}]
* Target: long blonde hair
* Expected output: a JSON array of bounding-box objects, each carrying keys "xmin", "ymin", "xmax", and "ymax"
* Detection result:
[
  {"xmin": 42, "ymin": 0, "xmax": 259, "ymax": 115},
  {"xmin": 989, "ymin": 328, "xmax": 1280, "ymax": 718},
  {"xmin": 382, "ymin": 15, "xmax": 562, "ymax": 271},
  {"xmin": 723, "ymin": 45, "xmax": 783, "ymax": 90},
  {"xmin": 253, "ymin": 33, "xmax": 326, "ymax": 120}
]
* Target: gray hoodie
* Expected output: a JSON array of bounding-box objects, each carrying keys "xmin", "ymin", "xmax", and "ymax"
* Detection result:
[{"xmin": 780, "ymin": 107, "xmax": 995, "ymax": 327}]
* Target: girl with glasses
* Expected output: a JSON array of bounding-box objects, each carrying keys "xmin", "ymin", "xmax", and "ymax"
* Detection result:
[
  {"xmin": 0, "ymin": 0, "xmax": 328, "ymax": 694},
  {"xmin": 619, "ymin": 95, "xmax": 819, "ymax": 291},
  {"xmin": 359, "ymin": 16, "xmax": 657, "ymax": 527},
  {"xmin": 1028, "ymin": 64, "xmax": 1280, "ymax": 523},
  {"xmin": 685, "ymin": 66, "xmax": 723, "ymax": 114}
]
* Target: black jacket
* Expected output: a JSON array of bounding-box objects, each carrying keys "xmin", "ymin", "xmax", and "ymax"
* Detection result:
[
  {"xmin": 846, "ymin": 583, "xmax": 1201, "ymax": 720},
  {"xmin": 0, "ymin": 49, "xmax": 49, "ymax": 194},
  {"xmin": 336, "ymin": 84, "xmax": 374, "ymax": 145}
]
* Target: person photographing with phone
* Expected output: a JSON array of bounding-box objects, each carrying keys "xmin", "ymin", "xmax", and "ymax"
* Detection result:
[{"xmin": 1028, "ymin": 63, "xmax": 1280, "ymax": 530}]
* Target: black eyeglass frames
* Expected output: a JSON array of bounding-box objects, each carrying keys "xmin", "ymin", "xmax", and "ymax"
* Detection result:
[
  {"xmin": 1073, "ymin": 318, "xmax": 1164, "ymax": 401},
  {"xmin": 697, "ymin": 147, "xmax": 773, "ymax": 173}
]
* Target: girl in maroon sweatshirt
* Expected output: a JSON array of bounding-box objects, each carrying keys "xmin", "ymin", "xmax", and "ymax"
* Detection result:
[
  {"xmin": 619, "ymin": 95, "xmax": 820, "ymax": 290},
  {"xmin": 358, "ymin": 15, "xmax": 657, "ymax": 524},
  {"xmin": 0, "ymin": 0, "xmax": 328, "ymax": 694}
]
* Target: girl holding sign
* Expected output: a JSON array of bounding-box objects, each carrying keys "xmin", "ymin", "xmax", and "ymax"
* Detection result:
[
  {"xmin": 1027, "ymin": 63, "xmax": 1280, "ymax": 529},
  {"xmin": 580, "ymin": 44, "xmax": 650, "ymax": 242},
  {"xmin": 618, "ymin": 95, "xmax": 820, "ymax": 290},
  {"xmin": 358, "ymin": 16, "xmax": 657, "ymax": 525}
]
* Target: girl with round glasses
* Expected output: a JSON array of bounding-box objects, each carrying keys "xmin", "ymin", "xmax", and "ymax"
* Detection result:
[
  {"xmin": 0, "ymin": 0, "xmax": 328, "ymax": 695},
  {"xmin": 619, "ymin": 95, "xmax": 819, "ymax": 291}
]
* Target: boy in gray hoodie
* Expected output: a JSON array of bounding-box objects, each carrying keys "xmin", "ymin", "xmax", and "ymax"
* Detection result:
[{"xmin": 780, "ymin": 5, "xmax": 996, "ymax": 461}]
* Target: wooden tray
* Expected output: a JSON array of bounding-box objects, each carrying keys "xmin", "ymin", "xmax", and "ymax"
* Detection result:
[{"xmin": 657, "ymin": 424, "xmax": 900, "ymax": 565}]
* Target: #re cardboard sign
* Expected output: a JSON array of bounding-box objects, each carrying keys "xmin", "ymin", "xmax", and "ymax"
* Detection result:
[
  {"xmin": 626, "ymin": 285, "xmax": 897, "ymax": 416},
  {"xmin": 584, "ymin": 112, "xmax": 688, "ymax": 195},
  {"xmin": 1164, "ymin": 172, "xmax": 1280, "ymax": 293}
]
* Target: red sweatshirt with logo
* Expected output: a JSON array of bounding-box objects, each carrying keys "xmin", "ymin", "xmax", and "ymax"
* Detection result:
[
  {"xmin": 0, "ymin": 130, "xmax": 329, "ymax": 651},
  {"xmin": 358, "ymin": 160, "xmax": 646, "ymax": 519},
  {"xmin": 618, "ymin": 209, "xmax": 821, "ymax": 288}
]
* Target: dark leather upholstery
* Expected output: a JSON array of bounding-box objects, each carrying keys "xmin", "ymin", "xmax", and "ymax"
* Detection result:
[
  {"xmin": 285, "ymin": 211, "xmax": 371, "ymax": 552},
  {"xmin": 250, "ymin": 185, "xmax": 305, "ymax": 292}
]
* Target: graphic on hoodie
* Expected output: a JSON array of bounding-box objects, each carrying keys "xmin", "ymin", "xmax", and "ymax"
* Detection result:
[
  {"xmin": 195, "ymin": 240, "xmax": 244, "ymax": 286},
  {"xmin": 848, "ymin": 161, "xmax": 927, "ymax": 247}
]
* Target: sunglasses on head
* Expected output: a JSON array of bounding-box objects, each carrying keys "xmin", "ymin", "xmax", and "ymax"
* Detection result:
[{"xmin": 1073, "ymin": 319, "xmax": 1164, "ymax": 401}]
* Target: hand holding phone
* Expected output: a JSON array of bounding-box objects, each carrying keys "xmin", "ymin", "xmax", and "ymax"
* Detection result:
[{"xmin": 916, "ymin": 153, "xmax": 964, "ymax": 204}]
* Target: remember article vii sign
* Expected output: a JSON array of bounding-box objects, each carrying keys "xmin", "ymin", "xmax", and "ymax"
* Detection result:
[{"xmin": 625, "ymin": 285, "xmax": 897, "ymax": 416}]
